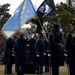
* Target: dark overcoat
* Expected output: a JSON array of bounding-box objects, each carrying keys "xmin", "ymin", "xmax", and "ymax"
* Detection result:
[
  {"xmin": 3, "ymin": 38, "xmax": 15, "ymax": 64},
  {"xmin": 30, "ymin": 38, "xmax": 36, "ymax": 63},
  {"xmin": 35, "ymin": 38, "xmax": 44, "ymax": 65},
  {"xmin": 48, "ymin": 30, "xmax": 64, "ymax": 66},
  {"xmin": 65, "ymin": 30, "xmax": 75, "ymax": 64},
  {"xmin": 43, "ymin": 39, "xmax": 49, "ymax": 65},
  {"xmin": 15, "ymin": 37, "xmax": 26, "ymax": 66}
]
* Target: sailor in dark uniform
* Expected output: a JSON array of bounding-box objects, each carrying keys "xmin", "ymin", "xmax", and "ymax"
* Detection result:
[
  {"xmin": 30, "ymin": 34, "xmax": 37, "ymax": 65},
  {"xmin": 43, "ymin": 33, "xmax": 49, "ymax": 72},
  {"xmin": 48, "ymin": 22, "xmax": 64, "ymax": 75},
  {"xmin": 24, "ymin": 34, "xmax": 37, "ymax": 74},
  {"xmin": 65, "ymin": 21, "xmax": 75, "ymax": 75},
  {"xmin": 15, "ymin": 32, "xmax": 26, "ymax": 75},
  {"xmin": 25, "ymin": 38, "xmax": 32, "ymax": 64},
  {"xmin": 3, "ymin": 35, "xmax": 16, "ymax": 74},
  {"xmin": 35, "ymin": 32, "xmax": 44, "ymax": 74}
]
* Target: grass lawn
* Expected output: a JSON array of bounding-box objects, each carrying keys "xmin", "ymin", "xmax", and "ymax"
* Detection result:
[{"xmin": 0, "ymin": 64, "xmax": 68, "ymax": 75}]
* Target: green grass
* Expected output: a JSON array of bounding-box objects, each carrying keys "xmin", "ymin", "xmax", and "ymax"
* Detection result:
[
  {"xmin": 0, "ymin": 64, "xmax": 15, "ymax": 75},
  {"xmin": 0, "ymin": 64, "xmax": 68, "ymax": 75}
]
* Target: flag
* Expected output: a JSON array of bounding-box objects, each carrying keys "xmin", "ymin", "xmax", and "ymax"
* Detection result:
[
  {"xmin": 1, "ymin": 0, "xmax": 38, "ymax": 39},
  {"xmin": 20, "ymin": 0, "xmax": 38, "ymax": 26},
  {"xmin": 1, "ymin": 1, "xmax": 23, "ymax": 39},
  {"xmin": 2, "ymin": 2, "xmax": 23, "ymax": 31},
  {"xmin": 37, "ymin": 0, "xmax": 56, "ymax": 20}
]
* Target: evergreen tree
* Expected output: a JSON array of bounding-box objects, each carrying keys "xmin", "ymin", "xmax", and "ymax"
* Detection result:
[{"xmin": 0, "ymin": 3, "xmax": 11, "ymax": 54}]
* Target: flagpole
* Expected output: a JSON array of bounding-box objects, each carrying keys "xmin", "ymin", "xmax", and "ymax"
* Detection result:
[
  {"xmin": 58, "ymin": 18, "xmax": 66, "ymax": 46},
  {"xmin": 37, "ymin": 17, "xmax": 48, "ymax": 42}
]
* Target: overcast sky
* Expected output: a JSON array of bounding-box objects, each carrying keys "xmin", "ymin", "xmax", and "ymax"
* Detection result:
[{"xmin": 0, "ymin": 0, "xmax": 66, "ymax": 15}]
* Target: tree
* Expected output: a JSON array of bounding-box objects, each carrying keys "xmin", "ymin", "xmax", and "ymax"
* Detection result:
[
  {"xmin": 0, "ymin": 3, "xmax": 11, "ymax": 54},
  {"xmin": 43, "ymin": 2, "xmax": 75, "ymax": 33}
]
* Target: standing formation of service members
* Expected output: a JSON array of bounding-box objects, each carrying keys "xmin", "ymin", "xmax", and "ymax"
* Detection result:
[{"xmin": 3, "ymin": 20, "xmax": 75, "ymax": 75}]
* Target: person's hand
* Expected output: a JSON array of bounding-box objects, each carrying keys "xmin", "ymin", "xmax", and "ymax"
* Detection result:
[{"xmin": 60, "ymin": 28, "xmax": 63, "ymax": 33}]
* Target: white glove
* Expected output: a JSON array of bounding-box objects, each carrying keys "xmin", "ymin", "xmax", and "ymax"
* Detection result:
[
  {"xmin": 48, "ymin": 54, "xmax": 51, "ymax": 57},
  {"xmin": 44, "ymin": 53, "xmax": 46, "ymax": 55},
  {"xmin": 60, "ymin": 28, "xmax": 63, "ymax": 33},
  {"xmin": 42, "ymin": 30, "xmax": 46, "ymax": 34},
  {"xmin": 36, "ymin": 54, "xmax": 40, "ymax": 57}
]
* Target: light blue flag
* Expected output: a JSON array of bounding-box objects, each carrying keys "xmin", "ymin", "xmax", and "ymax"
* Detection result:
[
  {"xmin": 1, "ymin": 1, "xmax": 23, "ymax": 39},
  {"xmin": 20, "ymin": 0, "xmax": 38, "ymax": 26},
  {"xmin": 2, "ymin": 2, "xmax": 23, "ymax": 31},
  {"xmin": 1, "ymin": 0, "xmax": 38, "ymax": 39},
  {"xmin": 2, "ymin": 31, "xmax": 15, "ymax": 38}
]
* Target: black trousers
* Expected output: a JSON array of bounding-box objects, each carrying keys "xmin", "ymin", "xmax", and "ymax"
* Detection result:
[
  {"xmin": 16, "ymin": 65, "xmax": 25, "ymax": 75},
  {"xmin": 51, "ymin": 66, "xmax": 59, "ymax": 75},
  {"xmin": 68, "ymin": 64, "xmax": 75, "ymax": 75},
  {"xmin": 45, "ymin": 56, "xmax": 50, "ymax": 72},
  {"xmin": 37, "ymin": 65, "xmax": 43, "ymax": 74},
  {"xmin": 45, "ymin": 64, "xmax": 49, "ymax": 72},
  {"xmin": 4, "ymin": 63, "xmax": 13, "ymax": 74}
]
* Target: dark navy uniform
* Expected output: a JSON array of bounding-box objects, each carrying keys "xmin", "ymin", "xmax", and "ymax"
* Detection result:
[
  {"xmin": 65, "ymin": 22, "xmax": 75, "ymax": 75},
  {"xmin": 35, "ymin": 33, "xmax": 44, "ymax": 74},
  {"xmin": 25, "ymin": 39, "xmax": 32, "ymax": 64},
  {"xmin": 25, "ymin": 36, "xmax": 36, "ymax": 64},
  {"xmin": 24, "ymin": 38, "xmax": 36, "ymax": 73},
  {"xmin": 3, "ymin": 36, "xmax": 15, "ymax": 74},
  {"xmin": 43, "ymin": 34, "xmax": 49, "ymax": 72},
  {"xmin": 30, "ymin": 38, "xmax": 36, "ymax": 63},
  {"xmin": 48, "ymin": 22, "xmax": 64, "ymax": 75},
  {"xmin": 15, "ymin": 32, "xmax": 26, "ymax": 75}
]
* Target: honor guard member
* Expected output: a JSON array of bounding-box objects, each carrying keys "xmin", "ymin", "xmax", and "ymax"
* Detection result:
[
  {"xmin": 26, "ymin": 34, "xmax": 37, "ymax": 64},
  {"xmin": 25, "ymin": 38, "xmax": 31, "ymax": 64},
  {"xmin": 32, "ymin": 33, "xmax": 39, "ymax": 72},
  {"xmin": 48, "ymin": 22, "xmax": 64, "ymax": 75},
  {"xmin": 35, "ymin": 32, "xmax": 44, "ymax": 74},
  {"xmin": 24, "ymin": 34, "xmax": 36, "ymax": 73},
  {"xmin": 65, "ymin": 21, "xmax": 75, "ymax": 75},
  {"xmin": 15, "ymin": 32, "xmax": 26, "ymax": 75},
  {"xmin": 43, "ymin": 33, "xmax": 49, "ymax": 72},
  {"xmin": 3, "ymin": 35, "xmax": 16, "ymax": 74},
  {"xmin": 31, "ymin": 34, "xmax": 36, "ymax": 63}
]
